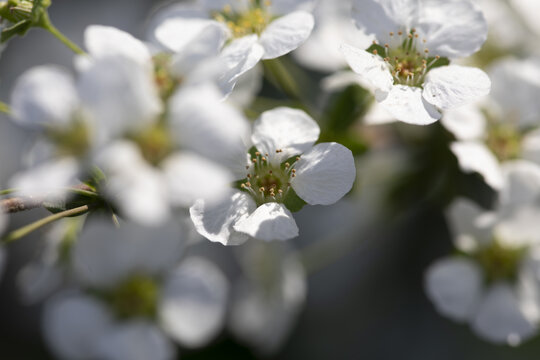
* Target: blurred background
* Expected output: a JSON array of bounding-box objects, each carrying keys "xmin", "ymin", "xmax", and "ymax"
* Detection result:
[{"xmin": 1, "ymin": 0, "xmax": 540, "ymax": 359}]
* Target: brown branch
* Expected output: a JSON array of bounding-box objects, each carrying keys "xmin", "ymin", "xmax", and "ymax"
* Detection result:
[{"xmin": 1, "ymin": 196, "xmax": 45, "ymax": 213}]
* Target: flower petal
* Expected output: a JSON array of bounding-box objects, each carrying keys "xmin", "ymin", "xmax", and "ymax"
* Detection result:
[
  {"xmin": 155, "ymin": 17, "xmax": 221, "ymax": 53},
  {"xmin": 416, "ymin": 0, "xmax": 488, "ymax": 58},
  {"xmin": 378, "ymin": 85, "xmax": 441, "ymax": 125},
  {"xmin": 450, "ymin": 141, "xmax": 503, "ymax": 190},
  {"xmin": 162, "ymin": 152, "xmax": 233, "ymax": 208},
  {"xmin": 291, "ymin": 142, "xmax": 356, "ymax": 205},
  {"xmin": 472, "ymin": 283, "xmax": 537, "ymax": 345},
  {"xmin": 424, "ymin": 256, "xmax": 483, "ymax": 321},
  {"xmin": 251, "ymin": 107, "xmax": 320, "ymax": 165},
  {"xmin": 340, "ymin": 43, "xmax": 393, "ymax": 93},
  {"xmin": 11, "ymin": 66, "xmax": 78, "ymax": 128},
  {"xmin": 441, "ymin": 103, "xmax": 486, "ymax": 141},
  {"xmin": 498, "ymin": 160, "xmax": 540, "ymax": 211},
  {"xmin": 190, "ymin": 190, "xmax": 257, "ymax": 246},
  {"xmin": 168, "ymin": 84, "xmax": 251, "ymax": 179},
  {"xmin": 78, "ymin": 57, "xmax": 162, "ymax": 143},
  {"xmin": 259, "ymin": 11, "xmax": 314, "ymax": 59},
  {"xmin": 159, "ymin": 257, "xmax": 228, "ymax": 348},
  {"xmin": 351, "ymin": 0, "xmax": 419, "ymax": 44},
  {"xmin": 495, "ymin": 206, "xmax": 540, "ymax": 248},
  {"xmin": 43, "ymin": 292, "xmax": 113, "ymax": 360},
  {"xmin": 95, "ymin": 322, "xmax": 175, "ymax": 360},
  {"xmin": 84, "ymin": 25, "xmax": 152, "ymax": 67},
  {"xmin": 522, "ymin": 128, "xmax": 540, "ymax": 166},
  {"xmin": 73, "ymin": 219, "xmax": 185, "ymax": 288},
  {"xmin": 423, "ymin": 65, "xmax": 491, "ymax": 110},
  {"xmin": 233, "ymin": 202, "xmax": 299, "ymax": 241}
]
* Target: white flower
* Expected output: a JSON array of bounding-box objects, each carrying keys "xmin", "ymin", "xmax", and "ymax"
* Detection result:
[
  {"xmin": 43, "ymin": 219, "xmax": 229, "ymax": 360},
  {"xmin": 229, "ymin": 241, "xmax": 306, "ymax": 355},
  {"xmin": 340, "ymin": 0, "xmax": 490, "ymax": 125},
  {"xmin": 425, "ymin": 163, "xmax": 540, "ymax": 344},
  {"xmin": 152, "ymin": 0, "xmax": 315, "ymax": 93},
  {"xmin": 190, "ymin": 107, "xmax": 356, "ymax": 244}
]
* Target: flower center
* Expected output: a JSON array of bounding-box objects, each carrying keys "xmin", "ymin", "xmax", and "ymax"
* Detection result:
[
  {"xmin": 485, "ymin": 121, "xmax": 522, "ymax": 162},
  {"xmin": 239, "ymin": 149, "xmax": 299, "ymax": 205},
  {"xmin": 474, "ymin": 240, "xmax": 526, "ymax": 284},
  {"xmin": 127, "ymin": 124, "xmax": 174, "ymax": 166},
  {"xmin": 213, "ymin": 0, "xmax": 273, "ymax": 38},
  {"xmin": 47, "ymin": 117, "xmax": 91, "ymax": 158},
  {"xmin": 371, "ymin": 29, "xmax": 444, "ymax": 87},
  {"xmin": 104, "ymin": 274, "xmax": 159, "ymax": 320}
]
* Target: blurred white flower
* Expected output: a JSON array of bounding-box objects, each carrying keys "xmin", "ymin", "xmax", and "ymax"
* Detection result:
[
  {"xmin": 425, "ymin": 162, "xmax": 540, "ymax": 345},
  {"xmin": 43, "ymin": 219, "xmax": 229, "ymax": 360},
  {"xmin": 340, "ymin": 0, "xmax": 490, "ymax": 125},
  {"xmin": 152, "ymin": 0, "xmax": 315, "ymax": 93},
  {"xmin": 442, "ymin": 57, "xmax": 540, "ymax": 190},
  {"xmin": 190, "ymin": 107, "xmax": 356, "ymax": 244},
  {"xmin": 229, "ymin": 241, "xmax": 306, "ymax": 355}
]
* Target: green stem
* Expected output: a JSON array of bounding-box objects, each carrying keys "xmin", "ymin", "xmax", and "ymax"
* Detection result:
[
  {"xmin": 262, "ymin": 58, "xmax": 301, "ymax": 100},
  {"xmin": 0, "ymin": 188, "xmax": 18, "ymax": 196},
  {"xmin": 2, "ymin": 204, "xmax": 89, "ymax": 244},
  {"xmin": 39, "ymin": 13, "xmax": 84, "ymax": 55}
]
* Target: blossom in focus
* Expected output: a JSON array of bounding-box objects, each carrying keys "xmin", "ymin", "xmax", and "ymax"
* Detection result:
[
  {"xmin": 425, "ymin": 161, "xmax": 540, "ymax": 345},
  {"xmin": 340, "ymin": 0, "xmax": 491, "ymax": 125},
  {"xmin": 42, "ymin": 219, "xmax": 228, "ymax": 360},
  {"xmin": 190, "ymin": 107, "xmax": 356, "ymax": 244}
]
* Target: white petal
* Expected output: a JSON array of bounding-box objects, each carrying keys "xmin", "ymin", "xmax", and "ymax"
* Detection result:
[
  {"xmin": 495, "ymin": 206, "xmax": 540, "ymax": 248},
  {"xmin": 517, "ymin": 247, "xmax": 540, "ymax": 324},
  {"xmin": 416, "ymin": 0, "xmax": 488, "ymax": 58},
  {"xmin": 446, "ymin": 197, "xmax": 496, "ymax": 252},
  {"xmin": 363, "ymin": 101, "xmax": 397, "ymax": 125},
  {"xmin": 169, "ymin": 84, "xmax": 251, "ymax": 179},
  {"xmin": 43, "ymin": 292, "xmax": 113, "ymax": 360},
  {"xmin": 95, "ymin": 141, "xmax": 170, "ymax": 225},
  {"xmin": 424, "ymin": 257, "xmax": 483, "ymax": 321},
  {"xmin": 190, "ymin": 190, "xmax": 257, "ymax": 246},
  {"xmin": 227, "ymin": 64, "xmax": 263, "ymax": 108},
  {"xmin": 78, "ymin": 57, "xmax": 162, "ymax": 143},
  {"xmin": 162, "ymin": 152, "xmax": 233, "ymax": 208},
  {"xmin": 423, "ymin": 65, "xmax": 491, "ymax": 110},
  {"xmin": 219, "ymin": 35, "xmax": 264, "ymax": 95},
  {"xmin": 73, "ymin": 219, "xmax": 185, "ymax": 288},
  {"xmin": 11, "ymin": 66, "xmax": 78, "ymax": 128},
  {"xmin": 169, "ymin": 21, "xmax": 228, "ymax": 77},
  {"xmin": 233, "ymin": 203, "xmax": 299, "ymax": 241},
  {"xmin": 379, "ymin": 85, "xmax": 441, "ymax": 125},
  {"xmin": 9, "ymin": 158, "xmax": 80, "ymax": 197},
  {"xmin": 351, "ymin": 0, "xmax": 419, "ymax": 45},
  {"xmin": 498, "ymin": 160, "xmax": 540, "ymax": 211},
  {"xmin": 259, "ymin": 11, "xmax": 314, "ymax": 59},
  {"xmin": 84, "ymin": 25, "xmax": 152, "ymax": 67},
  {"xmin": 230, "ymin": 242, "xmax": 306, "ymax": 354},
  {"xmin": 95, "ymin": 322, "xmax": 175, "ymax": 360},
  {"xmin": 441, "ymin": 103, "xmax": 486, "ymax": 141},
  {"xmin": 472, "ymin": 283, "xmax": 537, "ymax": 345},
  {"xmin": 450, "ymin": 141, "xmax": 503, "ymax": 190},
  {"xmin": 339, "ymin": 43, "xmax": 393, "ymax": 93},
  {"xmin": 155, "ymin": 17, "xmax": 221, "ymax": 53},
  {"xmin": 522, "ymin": 128, "xmax": 540, "ymax": 166},
  {"xmin": 159, "ymin": 257, "xmax": 228, "ymax": 348},
  {"xmin": 251, "ymin": 107, "xmax": 320, "ymax": 165},
  {"xmin": 291, "ymin": 142, "xmax": 356, "ymax": 205}
]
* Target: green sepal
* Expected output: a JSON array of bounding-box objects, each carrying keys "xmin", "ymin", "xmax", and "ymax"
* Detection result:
[
  {"xmin": 366, "ymin": 43, "xmax": 385, "ymax": 56},
  {"xmin": 1, "ymin": 19, "xmax": 31, "ymax": 42},
  {"xmin": 427, "ymin": 56, "xmax": 450, "ymax": 70},
  {"xmin": 283, "ymin": 187, "xmax": 306, "ymax": 213}
]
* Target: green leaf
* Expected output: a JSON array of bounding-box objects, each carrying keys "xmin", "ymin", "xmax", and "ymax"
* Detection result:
[{"xmin": 322, "ymin": 84, "xmax": 373, "ymax": 134}]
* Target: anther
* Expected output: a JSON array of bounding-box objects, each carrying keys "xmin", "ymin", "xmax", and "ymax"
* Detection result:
[
  {"xmin": 373, "ymin": 49, "xmax": 378, "ymax": 55},
  {"xmin": 389, "ymin": 32, "xmax": 394, "ymax": 36},
  {"xmin": 285, "ymin": 162, "xmax": 290, "ymax": 168}
]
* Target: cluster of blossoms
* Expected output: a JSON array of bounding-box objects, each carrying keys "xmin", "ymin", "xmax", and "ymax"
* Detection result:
[{"xmin": 5, "ymin": 0, "xmax": 540, "ymax": 356}]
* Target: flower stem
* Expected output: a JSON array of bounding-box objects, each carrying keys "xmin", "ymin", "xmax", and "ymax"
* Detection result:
[
  {"xmin": 39, "ymin": 13, "xmax": 84, "ymax": 55},
  {"xmin": 2, "ymin": 205, "xmax": 89, "ymax": 244},
  {"xmin": 262, "ymin": 58, "xmax": 301, "ymax": 100}
]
